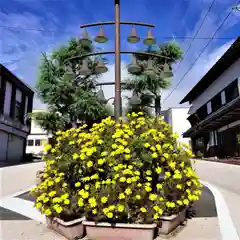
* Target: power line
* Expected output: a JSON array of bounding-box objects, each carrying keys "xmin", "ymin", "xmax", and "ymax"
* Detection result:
[
  {"xmin": 162, "ymin": 1, "xmax": 239, "ymax": 105},
  {"xmin": 0, "ymin": 24, "xmax": 236, "ymax": 41},
  {"xmin": 173, "ymin": 0, "xmax": 217, "ymax": 73}
]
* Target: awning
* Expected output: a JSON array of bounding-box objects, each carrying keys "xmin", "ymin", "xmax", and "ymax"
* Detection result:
[{"xmin": 183, "ymin": 97, "xmax": 240, "ymax": 138}]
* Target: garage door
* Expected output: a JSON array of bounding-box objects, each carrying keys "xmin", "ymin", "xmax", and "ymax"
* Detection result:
[
  {"xmin": 7, "ymin": 135, "xmax": 24, "ymax": 164},
  {"xmin": 0, "ymin": 131, "xmax": 8, "ymax": 163}
]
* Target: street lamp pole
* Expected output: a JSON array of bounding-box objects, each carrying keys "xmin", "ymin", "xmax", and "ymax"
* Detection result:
[{"xmin": 114, "ymin": 0, "xmax": 121, "ymax": 119}]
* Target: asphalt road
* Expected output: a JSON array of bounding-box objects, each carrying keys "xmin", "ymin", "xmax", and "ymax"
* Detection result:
[{"xmin": 193, "ymin": 160, "xmax": 240, "ymax": 238}]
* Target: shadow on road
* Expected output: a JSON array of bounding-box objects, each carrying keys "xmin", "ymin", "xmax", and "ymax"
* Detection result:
[
  {"xmin": 0, "ymin": 207, "xmax": 31, "ymax": 220},
  {"xmin": 193, "ymin": 185, "xmax": 217, "ymax": 218}
]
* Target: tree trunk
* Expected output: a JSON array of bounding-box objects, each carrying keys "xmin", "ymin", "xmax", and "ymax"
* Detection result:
[{"xmin": 154, "ymin": 96, "xmax": 161, "ymax": 116}]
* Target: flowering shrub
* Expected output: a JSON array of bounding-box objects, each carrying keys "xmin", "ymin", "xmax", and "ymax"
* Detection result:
[{"xmin": 31, "ymin": 112, "xmax": 202, "ymax": 224}]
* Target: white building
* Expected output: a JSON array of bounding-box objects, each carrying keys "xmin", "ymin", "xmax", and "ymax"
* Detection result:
[
  {"xmin": 180, "ymin": 37, "xmax": 240, "ymax": 158},
  {"xmin": 161, "ymin": 107, "xmax": 191, "ymax": 146},
  {"xmin": 26, "ymin": 109, "xmax": 51, "ymax": 157},
  {"xmin": 0, "ymin": 64, "xmax": 34, "ymax": 166}
]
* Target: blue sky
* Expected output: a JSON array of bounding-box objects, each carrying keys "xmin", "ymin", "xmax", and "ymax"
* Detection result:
[{"xmin": 0, "ymin": 0, "xmax": 239, "ymax": 109}]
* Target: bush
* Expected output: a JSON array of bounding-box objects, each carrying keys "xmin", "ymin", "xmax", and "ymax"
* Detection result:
[{"xmin": 31, "ymin": 112, "xmax": 202, "ymax": 224}]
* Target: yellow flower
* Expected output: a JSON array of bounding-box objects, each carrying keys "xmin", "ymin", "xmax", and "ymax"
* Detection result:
[
  {"xmin": 35, "ymin": 202, "xmax": 42, "ymax": 209},
  {"xmin": 145, "ymin": 186, "xmax": 152, "ymax": 192},
  {"xmin": 159, "ymin": 197, "xmax": 164, "ymax": 201},
  {"xmin": 177, "ymin": 200, "xmax": 183, "ymax": 205},
  {"xmin": 55, "ymin": 177, "xmax": 61, "ymax": 183},
  {"xmin": 164, "ymin": 172, "xmax": 171, "ymax": 178},
  {"xmin": 117, "ymin": 205, "xmax": 125, "ymax": 212},
  {"xmin": 151, "ymin": 152, "xmax": 158, "ymax": 158},
  {"xmin": 103, "ymin": 208, "xmax": 109, "ymax": 215},
  {"xmin": 156, "ymin": 184, "xmax": 163, "ymax": 190},
  {"xmin": 97, "ymin": 139, "xmax": 103, "ymax": 144},
  {"xmin": 82, "ymin": 191, "xmax": 89, "ymax": 199},
  {"xmin": 107, "ymin": 212, "xmax": 113, "ymax": 218},
  {"xmin": 92, "ymin": 209, "xmax": 97, "ymax": 215},
  {"xmin": 166, "ymin": 202, "xmax": 176, "ymax": 208},
  {"xmin": 155, "ymin": 167, "xmax": 162, "ymax": 174},
  {"xmin": 135, "ymin": 195, "xmax": 141, "ymax": 200},
  {"xmin": 119, "ymin": 177, "xmax": 126, "ymax": 182},
  {"xmin": 101, "ymin": 151, "xmax": 108, "ymax": 157},
  {"xmin": 72, "ymin": 153, "xmax": 79, "ymax": 160},
  {"xmin": 144, "ymin": 143, "xmax": 150, "ymax": 148},
  {"xmin": 149, "ymin": 194, "xmax": 157, "ymax": 201},
  {"xmin": 45, "ymin": 209, "xmax": 52, "ymax": 216},
  {"xmin": 163, "ymin": 153, "xmax": 169, "ymax": 159},
  {"xmin": 78, "ymin": 198, "xmax": 84, "ymax": 207},
  {"xmin": 75, "ymin": 182, "xmax": 81, "ymax": 187},
  {"xmin": 183, "ymin": 199, "xmax": 189, "ymax": 205},
  {"xmin": 119, "ymin": 193, "xmax": 125, "ymax": 199},
  {"xmin": 101, "ymin": 197, "xmax": 108, "ymax": 204},
  {"xmin": 153, "ymin": 213, "xmax": 159, "ymax": 220},
  {"xmin": 127, "ymin": 178, "xmax": 132, "ymax": 184},
  {"xmin": 88, "ymin": 197, "xmax": 97, "ymax": 208},
  {"xmin": 125, "ymin": 188, "xmax": 132, "ymax": 195},
  {"xmin": 87, "ymin": 161, "xmax": 93, "ymax": 168},
  {"xmin": 55, "ymin": 205, "xmax": 63, "ymax": 214},
  {"xmin": 124, "ymin": 148, "xmax": 130, "ymax": 154},
  {"xmin": 64, "ymin": 199, "xmax": 70, "ymax": 205},
  {"xmin": 49, "ymin": 191, "xmax": 57, "ymax": 197},
  {"xmin": 146, "ymin": 170, "xmax": 152, "ymax": 176},
  {"xmin": 146, "ymin": 177, "xmax": 152, "ymax": 181},
  {"xmin": 124, "ymin": 154, "xmax": 131, "ymax": 160},
  {"xmin": 140, "ymin": 207, "xmax": 147, "ymax": 213},
  {"xmin": 137, "ymin": 183, "xmax": 142, "ymax": 187},
  {"xmin": 176, "ymin": 184, "xmax": 182, "ymax": 190}
]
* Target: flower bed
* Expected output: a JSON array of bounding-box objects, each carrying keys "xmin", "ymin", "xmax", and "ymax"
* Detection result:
[{"xmin": 31, "ymin": 113, "xmax": 202, "ymax": 239}]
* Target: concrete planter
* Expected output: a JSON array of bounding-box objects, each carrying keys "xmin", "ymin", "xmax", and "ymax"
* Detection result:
[
  {"xmin": 46, "ymin": 216, "xmax": 86, "ymax": 240},
  {"xmin": 158, "ymin": 208, "xmax": 187, "ymax": 235},
  {"xmin": 83, "ymin": 221, "xmax": 157, "ymax": 240}
]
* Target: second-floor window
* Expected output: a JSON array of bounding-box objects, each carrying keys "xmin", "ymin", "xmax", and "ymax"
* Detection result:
[
  {"xmin": 211, "ymin": 93, "xmax": 222, "ymax": 112},
  {"xmin": 15, "ymin": 100, "xmax": 21, "ymax": 120},
  {"xmin": 221, "ymin": 91, "xmax": 226, "ymax": 105},
  {"xmin": 207, "ymin": 102, "xmax": 212, "ymax": 114},
  {"xmin": 225, "ymin": 79, "xmax": 239, "ymax": 103}
]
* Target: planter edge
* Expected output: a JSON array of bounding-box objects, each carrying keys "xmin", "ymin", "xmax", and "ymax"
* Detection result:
[
  {"xmin": 83, "ymin": 221, "xmax": 156, "ymax": 229},
  {"xmin": 49, "ymin": 216, "xmax": 86, "ymax": 226}
]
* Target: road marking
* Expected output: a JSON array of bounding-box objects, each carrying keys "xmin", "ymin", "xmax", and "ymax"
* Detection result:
[{"xmin": 201, "ymin": 180, "xmax": 239, "ymax": 240}]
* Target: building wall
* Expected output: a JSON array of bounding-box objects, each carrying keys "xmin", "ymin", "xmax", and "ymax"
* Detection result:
[
  {"xmin": 0, "ymin": 65, "xmax": 34, "ymax": 165},
  {"xmin": 189, "ymin": 58, "xmax": 240, "ymax": 114},
  {"xmin": 163, "ymin": 108, "xmax": 191, "ymax": 146}
]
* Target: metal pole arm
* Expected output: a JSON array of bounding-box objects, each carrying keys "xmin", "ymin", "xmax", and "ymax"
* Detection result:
[{"xmin": 80, "ymin": 21, "xmax": 155, "ymax": 28}]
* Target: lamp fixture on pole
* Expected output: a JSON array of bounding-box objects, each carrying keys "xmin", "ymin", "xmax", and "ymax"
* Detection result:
[
  {"xmin": 129, "ymin": 91, "xmax": 141, "ymax": 105},
  {"xmin": 127, "ymin": 26, "xmax": 140, "ymax": 43},
  {"xmin": 144, "ymin": 28, "xmax": 156, "ymax": 46},
  {"xmin": 144, "ymin": 59, "xmax": 155, "ymax": 76},
  {"xmin": 128, "ymin": 55, "xmax": 141, "ymax": 74},
  {"xmin": 79, "ymin": 29, "xmax": 92, "ymax": 46},
  {"xmin": 94, "ymin": 26, "xmax": 108, "ymax": 43},
  {"xmin": 163, "ymin": 63, "xmax": 173, "ymax": 78},
  {"xmin": 79, "ymin": 59, "xmax": 91, "ymax": 76},
  {"xmin": 95, "ymin": 58, "xmax": 108, "ymax": 73}
]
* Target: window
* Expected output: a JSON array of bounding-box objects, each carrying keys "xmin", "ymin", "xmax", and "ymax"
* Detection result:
[
  {"xmin": 211, "ymin": 93, "xmax": 222, "ymax": 112},
  {"xmin": 15, "ymin": 100, "xmax": 21, "ymax": 120},
  {"xmin": 225, "ymin": 79, "xmax": 239, "ymax": 103},
  {"xmin": 221, "ymin": 91, "xmax": 226, "ymax": 105},
  {"xmin": 207, "ymin": 101, "xmax": 212, "ymax": 114},
  {"xmin": 27, "ymin": 139, "xmax": 34, "ymax": 146},
  {"xmin": 35, "ymin": 139, "xmax": 42, "ymax": 146}
]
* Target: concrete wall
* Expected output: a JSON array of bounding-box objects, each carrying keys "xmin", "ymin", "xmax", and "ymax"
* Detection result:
[{"xmin": 189, "ymin": 58, "xmax": 240, "ymax": 114}]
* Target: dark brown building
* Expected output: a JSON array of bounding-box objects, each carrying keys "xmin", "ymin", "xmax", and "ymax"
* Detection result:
[
  {"xmin": 180, "ymin": 37, "xmax": 240, "ymax": 159},
  {"xmin": 0, "ymin": 64, "xmax": 34, "ymax": 165}
]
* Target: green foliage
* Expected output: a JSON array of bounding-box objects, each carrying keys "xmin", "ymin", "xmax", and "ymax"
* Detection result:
[
  {"xmin": 123, "ymin": 41, "xmax": 183, "ymax": 115},
  {"xmin": 35, "ymin": 38, "xmax": 112, "ymax": 133},
  {"xmin": 32, "ymin": 113, "xmax": 202, "ymax": 224}
]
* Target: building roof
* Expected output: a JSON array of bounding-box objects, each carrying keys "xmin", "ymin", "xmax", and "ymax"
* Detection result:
[
  {"xmin": 180, "ymin": 37, "xmax": 240, "ymax": 104},
  {"xmin": 0, "ymin": 64, "xmax": 34, "ymax": 95}
]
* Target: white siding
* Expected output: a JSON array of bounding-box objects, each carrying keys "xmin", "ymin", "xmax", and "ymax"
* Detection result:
[
  {"xmin": 3, "ymin": 81, "xmax": 12, "ymax": 116},
  {"xmin": 189, "ymin": 58, "xmax": 240, "ymax": 114},
  {"xmin": 170, "ymin": 108, "xmax": 191, "ymax": 145}
]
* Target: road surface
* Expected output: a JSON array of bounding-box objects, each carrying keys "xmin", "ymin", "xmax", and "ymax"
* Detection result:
[{"xmin": 193, "ymin": 160, "xmax": 240, "ymax": 238}]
